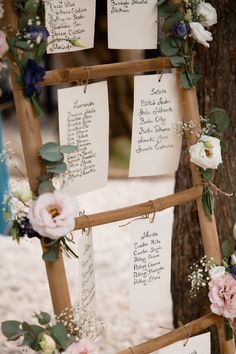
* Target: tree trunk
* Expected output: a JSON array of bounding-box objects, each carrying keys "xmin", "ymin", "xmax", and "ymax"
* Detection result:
[{"xmin": 172, "ymin": 1, "xmax": 236, "ymax": 352}]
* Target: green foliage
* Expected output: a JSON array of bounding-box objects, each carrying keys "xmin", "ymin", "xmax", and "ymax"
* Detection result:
[
  {"xmin": 200, "ymin": 168, "xmax": 213, "ymax": 182},
  {"xmin": 38, "ymin": 179, "xmax": 55, "ymax": 195},
  {"xmin": 35, "ymin": 312, "xmax": 51, "ymax": 326},
  {"xmin": 224, "ymin": 320, "xmax": 233, "ymax": 341},
  {"xmin": 207, "ymin": 108, "xmax": 230, "ymax": 134},
  {"xmin": 162, "ymin": 12, "xmax": 184, "ymax": 33},
  {"xmin": 42, "ymin": 242, "xmax": 60, "ymax": 262},
  {"xmin": 202, "ymin": 185, "xmax": 214, "ymax": 219},
  {"xmin": 160, "ymin": 36, "xmax": 179, "ymax": 56},
  {"xmin": 1, "ymin": 321, "xmax": 23, "ymax": 340},
  {"xmin": 221, "ymin": 240, "xmax": 235, "ymax": 259},
  {"xmin": 50, "ymin": 323, "xmax": 74, "ymax": 350},
  {"xmin": 170, "ymin": 55, "xmax": 186, "ymax": 67}
]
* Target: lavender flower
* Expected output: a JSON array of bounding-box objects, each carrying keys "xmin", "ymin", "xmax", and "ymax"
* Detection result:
[
  {"xmin": 172, "ymin": 22, "xmax": 190, "ymax": 37},
  {"xmin": 23, "ymin": 59, "xmax": 45, "ymax": 97}
]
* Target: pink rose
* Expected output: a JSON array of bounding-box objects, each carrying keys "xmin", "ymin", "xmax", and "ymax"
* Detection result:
[
  {"xmin": 28, "ymin": 191, "xmax": 78, "ymax": 239},
  {"xmin": 208, "ymin": 273, "xmax": 236, "ymax": 318},
  {"xmin": 0, "ymin": 30, "xmax": 9, "ymax": 59},
  {"xmin": 62, "ymin": 338, "xmax": 99, "ymax": 354}
]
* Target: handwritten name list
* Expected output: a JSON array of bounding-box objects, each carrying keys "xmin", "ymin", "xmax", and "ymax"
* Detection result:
[
  {"xmin": 129, "ymin": 72, "xmax": 183, "ymax": 177},
  {"xmin": 107, "ymin": 0, "xmax": 157, "ymax": 49},
  {"xmin": 157, "ymin": 333, "xmax": 211, "ymax": 354},
  {"xmin": 129, "ymin": 212, "xmax": 172, "ymax": 315},
  {"xmin": 45, "ymin": 0, "xmax": 96, "ymax": 53},
  {"xmin": 58, "ymin": 81, "xmax": 109, "ymax": 195},
  {"xmin": 77, "ymin": 230, "xmax": 96, "ymax": 311}
]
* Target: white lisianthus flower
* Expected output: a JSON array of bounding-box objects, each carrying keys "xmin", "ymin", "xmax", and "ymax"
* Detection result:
[
  {"xmin": 231, "ymin": 254, "xmax": 236, "ymax": 266},
  {"xmin": 189, "ymin": 135, "xmax": 222, "ymax": 170},
  {"xmin": 189, "ymin": 22, "xmax": 213, "ymax": 47},
  {"xmin": 39, "ymin": 334, "xmax": 56, "ymax": 354},
  {"xmin": 197, "ymin": 2, "xmax": 217, "ymax": 27},
  {"xmin": 209, "ymin": 266, "xmax": 226, "ymax": 279},
  {"xmin": 62, "ymin": 338, "xmax": 99, "ymax": 354},
  {"xmin": 28, "ymin": 190, "xmax": 78, "ymax": 240}
]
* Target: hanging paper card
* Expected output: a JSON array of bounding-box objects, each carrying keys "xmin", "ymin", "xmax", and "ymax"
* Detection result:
[
  {"xmin": 45, "ymin": 0, "xmax": 96, "ymax": 54},
  {"xmin": 58, "ymin": 81, "xmax": 109, "ymax": 195},
  {"xmin": 77, "ymin": 229, "xmax": 96, "ymax": 311},
  {"xmin": 129, "ymin": 72, "xmax": 183, "ymax": 177},
  {"xmin": 107, "ymin": 0, "xmax": 158, "ymax": 49},
  {"xmin": 157, "ymin": 332, "xmax": 211, "ymax": 354},
  {"xmin": 129, "ymin": 211, "xmax": 172, "ymax": 315}
]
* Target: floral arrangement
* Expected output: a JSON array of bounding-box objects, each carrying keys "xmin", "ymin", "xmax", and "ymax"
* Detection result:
[
  {"xmin": 2, "ymin": 142, "xmax": 79, "ymax": 262},
  {"xmin": 158, "ymin": 0, "xmax": 217, "ymax": 89},
  {"xmin": 0, "ymin": 0, "xmax": 81, "ymax": 115},
  {"xmin": 188, "ymin": 226, "xmax": 236, "ymax": 338},
  {"xmin": 1, "ymin": 306, "xmax": 103, "ymax": 354},
  {"xmin": 175, "ymin": 107, "xmax": 230, "ymax": 218}
]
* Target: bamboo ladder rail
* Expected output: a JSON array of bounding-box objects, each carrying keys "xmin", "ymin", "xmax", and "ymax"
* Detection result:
[{"xmin": 3, "ymin": 2, "xmax": 235, "ymax": 353}]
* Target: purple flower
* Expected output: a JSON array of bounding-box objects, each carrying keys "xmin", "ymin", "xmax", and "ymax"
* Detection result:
[
  {"xmin": 26, "ymin": 25, "xmax": 49, "ymax": 42},
  {"xmin": 172, "ymin": 22, "xmax": 189, "ymax": 37},
  {"xmin": 231, "ymin": 266, "xmax": 236, "ymax": 280},
  {"xmin": 23, "ymin": 59, "xmax": 45, "ymax": 97},
  {"xmin": 18, "ymin": 217, "xmax": 41, "ymax": 239}
]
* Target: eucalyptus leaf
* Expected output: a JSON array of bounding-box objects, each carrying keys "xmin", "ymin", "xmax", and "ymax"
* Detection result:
[
  {"xmin": 158, "ymin": 1, "xmax": 172, "ymax": 17},
  {"xmin": 25, "ymin": 0, "xmax": 39, "ymax": 15},
  {"xmin": 35, "ymin": 312, "xmax": 51, "ymax": 326},
  {"xmin": 170, "ymin": 55, "xmax": 186, "ymax": 67},
  {"xmin": 1, "ymin": 321, "xmax": 23, "ymax": 340},
  {"xmin": 39, "ymin": 142, "xmax": 63, "ymax": 162},
  {"xmin": 162, "ymin": 12, "xmax": 184, "ymax": 33},
  {"xmin": 38, "ymin": 180, "xmax": 55, "ymax": 195},
  {"xmin": 160, "ymin": 36, "xmax": 179, "ymax": 56},
  {"xmin": 207, "ymin": 108, "xmax": 230, "ymax": 133},
  {"xmin": 47, "ymin": 162, "xmax": 67, "ymax": 174},
  {"xmin": 14, "ymin": 40, "xmax": 31, "ymax": 50},
  {"xmin": 60, "ymin": 145, "xmax": 78, "ymax": 154},
  {"xmin": 221, "ymin": 240, "xmax": 234, "ymax": 259},
  {"xmin": 50, "ymin": 323, "xmax": 74, "ymax": 350},
  {"xmin": 43, "ymin": 246, "xmax": 60, "ymax": 262},
  {"xmin": 180, "ymin": 71, "xmax": 192, "ymax": 89},
  {"xmin": 157, "ymin": 0, "xmax": 167, "ymax": 5}
]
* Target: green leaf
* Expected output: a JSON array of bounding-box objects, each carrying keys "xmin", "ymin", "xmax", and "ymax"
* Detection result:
[
  {"xmin": 38, "ymin": 180, "xmax": 55, "ymax": 195},
  {"xmin": 200, "ymin": 168, "xmax": 213, "ymax": 182},
  {"xmin": 47, "ymin": 162, "xmax": 67, "ymax": 174},
  {"xmin": 224, "ymin": 320, "xmax": 233, "ymax": 341},
  {"xmin": 162, "ymin": 12, "xmax": 184, "ymax": 33},
  {"xmin": 202, "ymin": 185, "xmax": 214, "ymax": 218},
  {"xmin": 60, "ymin": 145, "xmax": 78, "ymax": 154},
  {"xmin": 14, "ymin": 40, "xmax": 31, "ymax": 50},
  {"xmin": 35, "ymin": 312, "xmax": 51, "ymax": 326},
  {"xmin": 160, "ymin": 36, "xmax": 179, "ymax": 56},
  {"xmin": 39, "ymin": 142, "xmax": 63, "ymax": 162},
  {"xmin": 31, "ymin": 96, "xmax": 42, "ymax": 116},
  {"xmin": 170, "ymin": 55, "xmax": 186, "ymax": 67},
  {"xmin": 35, "ymin": 41, "xmax": 47, "ymax": 63},
  {"xmin": 220, "ymin": 138, "xmax": 229, "ymax": 152},
  {"xmin": 158, "ymin": 1, "xmax": 172, "ymax": 17},
  {"xmin": 169, "ymin": 37, "xmax": 182, "ymax": 48},
  {"xmin": 50, "ymin": 323, "xmax": 74, "ymax": 350},
  {"xmin": 192, "ymin": 73, "xmax": 201, "ymax": 85},
  {"xmin": 207, "ymin": 108, "xmax": 230, "ymax": 134},
  {"xmin": 43, "ymin": 246, "xmax": 60, "ymax": 262},
  {"xmin": 157, "ymin": 0, "xmax": 167, "ymax": 5},
  {"xmin": 1, "ymin": 321, "xmax": 23, "ymax": 340},
  {"xmin": 25, "ymin": 0, "xmax": 39, "ymax": 15},
  {"xmin": 221, "ymin": 240, "xmax": 234, "ymax": 259},
  {"xmin": 180, "ymin": 71, "xmax": 192, "ymax": 89}
]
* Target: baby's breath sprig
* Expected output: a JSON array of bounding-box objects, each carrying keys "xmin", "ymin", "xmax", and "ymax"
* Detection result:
[{"xmin": 188, "ymin": 255, "xmax": 216, "ymax": 297}]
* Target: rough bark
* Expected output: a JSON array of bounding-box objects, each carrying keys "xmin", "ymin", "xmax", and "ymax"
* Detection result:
[{"xmin": 172, "ymin": 1, "xmax": 236, "ymax": 352}]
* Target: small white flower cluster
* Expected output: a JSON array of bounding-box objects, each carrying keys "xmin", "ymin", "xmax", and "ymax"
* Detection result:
[
  {"xmin": 55, "ymin": 306, "xmax": 104, "ymax": 341},
  {"xmin": 188, "ymin": 256, "xmax": 216, "ymax": 297},
  {"xmin": 173, "ymin": 121, "xmax": 199, "ymax": 136}
]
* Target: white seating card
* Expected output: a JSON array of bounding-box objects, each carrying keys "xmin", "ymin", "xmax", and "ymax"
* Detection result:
[
  {"xmin": 45, "ymin": 0, "xmax": 96, "ymax": 53},
  {"xmin": 77, "ymin": 229, "xmax": 96, "ymax": 311},
  {"xmin": 157, "ymin": 333, "xmax": 211, "ymax": 354},
  {"xmin": 107, "ymin": 0, "xmax": 158, "ymax": 49},
  {"xmin": 129, "ymin": 212, "xmax": 172, "ymax": 315},
  {"xmin": 58, "ymin": 81, "xmax": 109, "ymax": 195},
  {"xmin": 129, "ymin": 72, "xmax": 183, "ymax": 177}
]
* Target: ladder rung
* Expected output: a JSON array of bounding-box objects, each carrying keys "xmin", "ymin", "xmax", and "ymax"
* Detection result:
[
  {"xmin": 75, "ymin": 185, "xmax": 202, "ymax": 230},
  {"xmin": 12, "ymin": 57, "xmax": 172, "ymax": 89},
  {"xmin": 115, "ymin": 313, "xmax": 218, "ymax": 354}
]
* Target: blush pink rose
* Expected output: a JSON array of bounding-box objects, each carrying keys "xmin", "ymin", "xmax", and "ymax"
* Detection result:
[
  {"xmin": 62, "ymin": 338, "xmax": 99, "ymax": 354},
  {"xmin": 28, "ymin": 191, "xmax": 78, "ymax": 240},
  {"xmin": 208, "ymin": 273, "xmax": 236, "ymax": 318},
  {"xmin": 0, "ymin": 30, "xmax": 9, "ymax": 59}
]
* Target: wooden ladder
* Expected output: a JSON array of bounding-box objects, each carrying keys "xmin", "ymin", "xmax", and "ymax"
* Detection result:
[{"xmin": 3, "ymin": 1, "xmax": 235, "ymax": 353}]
